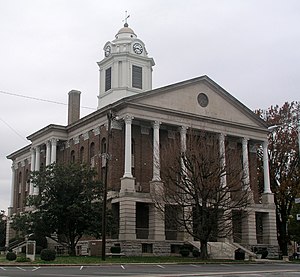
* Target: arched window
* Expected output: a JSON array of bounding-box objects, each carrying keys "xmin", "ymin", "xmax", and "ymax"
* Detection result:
[
  {"xmin": 70, "ymin": 150, "xmax": 75, "ymax": 163},
  {"xmin": 101, "ymin": 138, "xmax": 107, "ymax": 168},
  {"xmin": 101, "ymin": 138, "xmax": 107, "ymax": 154},
  {"xmin": 90, "ymin": 142, "xmax": 95, "ymax": 158},
  {"xmin": 80, "ymin": 146, "xmax": 84, "ymax": 163}
]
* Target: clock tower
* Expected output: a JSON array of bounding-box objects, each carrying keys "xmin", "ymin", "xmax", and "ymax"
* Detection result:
[{"xmin": 97, "ymin": 23, "xmax": 155, "ymax": 109}]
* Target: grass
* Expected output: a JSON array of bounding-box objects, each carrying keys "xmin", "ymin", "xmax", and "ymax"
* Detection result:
[{"xmin": 0, "ymin": 254, "xmax": 246, "ymax": 265}]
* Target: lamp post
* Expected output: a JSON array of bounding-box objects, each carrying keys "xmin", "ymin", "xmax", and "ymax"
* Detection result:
[{"xmin": 101, "ymin": 110, "xmax": 114, "ymax": 261}]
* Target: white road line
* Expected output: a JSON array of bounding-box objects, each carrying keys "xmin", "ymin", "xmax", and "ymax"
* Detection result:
[
  {"xmin": 157, "ymin": 264, "xmax": 165, "ymax": 268},
  {"xmin": 121, "ymin": 264, "xmax": 125, "ymax": 269},
  {"xmin": 80, "ymin": 265, "xmax": 84, "ymax": 270},
  {"xmin": 16, "ymin": 267, "xmax": 26, "ymax": 271},
  {"xmin": 32, "ymin": 267, "xmax": 40, "ymax": 271},
  {"xmin": 0, "ymin": 267, "xmax": 6, "ymax": 270}
]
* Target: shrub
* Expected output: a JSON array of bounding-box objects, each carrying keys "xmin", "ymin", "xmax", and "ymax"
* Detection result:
[
  {"xmin": 6, "ymin": 251, "xmax": 17, "ymax": 261},
  {"xmin": 40, "ymin": 249, "xmax": 56, "ymax": 261},
  {"xmin": 179, "ymin": 247, "xmax": 190, "ymax": 257},
  {"xmin": 257, "ymin": 248, "xmax": 268, "ymax": 259},
  {"xmin": 192, "ymin": 249, "xmax": 200, "ymax": 257},
  {"xmin": 36, "ymin": 245, "xmax": 43, "ymax": 254}
]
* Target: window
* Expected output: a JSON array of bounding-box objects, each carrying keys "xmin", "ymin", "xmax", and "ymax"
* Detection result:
[
  {"xmin": 80, "ymin": 146, "xmax": 84, "ymax": 163},
  {"xmin": 70, "ymin": 150, "xmax": 75, "ymax": 163},
  {"xmin": 101, "ymin": 138, "xmax": 107, "ymax": 168},
  {"xmin": 105, "ymin": 67, "xmax": 111, "ymax": 91},
  {"xmin": 132, "ymin": 65, "xmax": 142, "ymax": 89},
  {"xmin": 142, "ymin": 243, "xmax": 153, "ymax": 253},
  {"xmin": 90, "ymin": 142, "xmax": 95, "ymax": 158}
]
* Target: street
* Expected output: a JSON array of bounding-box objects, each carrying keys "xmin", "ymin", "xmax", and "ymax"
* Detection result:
[{"xmin": 0, "ymin": 263, "xmax": 300, "ymax": 276}]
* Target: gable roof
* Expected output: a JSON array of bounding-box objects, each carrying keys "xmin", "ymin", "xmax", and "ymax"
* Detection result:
[{"xmin": 113, "ymin": 75, "xmax": 267, "ymax": 129}]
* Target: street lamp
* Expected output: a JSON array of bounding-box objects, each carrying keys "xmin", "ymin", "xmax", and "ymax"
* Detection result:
[{"xmin": 101, "ymin": 110, "xmax": 115, "ymax": 261}]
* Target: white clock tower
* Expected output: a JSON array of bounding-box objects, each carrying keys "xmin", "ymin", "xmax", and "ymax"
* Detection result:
[{"xmin": 97, "ymin": 23, "xmax": 155, "ymax": 109}]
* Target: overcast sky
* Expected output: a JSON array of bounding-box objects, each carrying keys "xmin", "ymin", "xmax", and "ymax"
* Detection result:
[{"xmin": 0, "ymin": 0, "xmax": 299, "ymax": 212}]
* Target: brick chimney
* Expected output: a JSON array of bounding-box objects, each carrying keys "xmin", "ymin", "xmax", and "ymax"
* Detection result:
[{"xmin": 68, "ymin": 90, "xmax": 81, "ymax": 125}]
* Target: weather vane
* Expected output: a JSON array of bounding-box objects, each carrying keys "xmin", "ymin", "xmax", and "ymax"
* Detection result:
[{"xmin": 123, "ymin": 10, "xmax": 130, "ymax": 26}]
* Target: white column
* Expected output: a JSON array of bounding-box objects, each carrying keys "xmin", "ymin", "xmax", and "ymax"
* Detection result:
[
  {"xmin": 263, "ymin": 140, "xmax": 272, "ymax": 193},
  {"xmin": 180, "ymin": 126, "xmax": 187, "ymax": 152},
  {"xmin": 46, "ymin": 141, "xmax": 51, "ymax": 166},
  {"xmin": 152, "ymin": 121, "xmax": 161, "ymax": 181},
  {"xmin": 10, "ymin": 164, "xmax": 16, "ymax": 208},
  {"xmin": 30, "ymin": 148, "xmax": 36, "ymax": 195},
  {"xmin": 34, "ymin": 146, "xmax": 40, "ymax": 195},
  {"xmin": 219, "ymin": 133, "xmax": 227, "ymax": 187},
  {"xmin": 123, "ymin": 115, "xmax": 133, "ymax": 178},
  {"xmin": 180, "ymin": 126, "xmax": 188, "ymax": 176},
  {"xmin": 242, "ymin": 137, "xmax": 250, "ymax": 189},
  {"xmin": 50, "ymin": 139, "xmax": 58, "ymax": 164}
]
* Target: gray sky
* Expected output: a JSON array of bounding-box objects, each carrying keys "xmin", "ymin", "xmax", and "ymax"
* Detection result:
[{"xmin": 0, "ymin": 0, "xmax": 299, "ymax": 212}]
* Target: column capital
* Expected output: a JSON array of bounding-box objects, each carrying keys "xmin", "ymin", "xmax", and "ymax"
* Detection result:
[
  {"xmin": 12, "ymin": 163, "xmax": 18, "ymax": 170},
  {"xmin": 179, "ymin": 125, "xmax": 188, "ymax": 135},
  {"xmin": 124, "ymin": 115, "xmax": 134, "ymax": 124},
  {"xmin": 50, "ymin": 138, "xmax": 58, "ymax": 145},
  {"xmin": 152, "ymin": 120, "xmax": 161, "ymax": 129},
  {"xmin": 219, "ymin": 132, "xmax": 226, "ymax": 137}
]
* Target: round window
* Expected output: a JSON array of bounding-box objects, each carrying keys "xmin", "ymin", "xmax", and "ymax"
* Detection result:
[{"xmin": 197, "ymin": 93, "xmax": 209, "ymax": 107}]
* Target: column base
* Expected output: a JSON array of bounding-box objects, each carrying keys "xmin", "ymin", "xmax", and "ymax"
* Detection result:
[
  {"xmin": 262, "ymin": 193, "xmax": 274, "ymax": 204},
  {"xmin": 120, "ymin": 177, "xmax": 136, "ymax": 193}
]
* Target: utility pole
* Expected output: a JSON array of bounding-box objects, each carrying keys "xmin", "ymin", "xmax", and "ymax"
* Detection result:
[{"xmin": 101, "ymin": 110, "xmax": 114, "ymax": 261}]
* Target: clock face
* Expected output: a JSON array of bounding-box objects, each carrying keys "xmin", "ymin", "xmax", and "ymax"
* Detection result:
[
  {"xmin": 105, "ymin": 45, "xmax": 111, "ymax": 57},
  {"xmin": 133, "ymin": 43, "xmax": 143, "ymax": 54},
  {"xmin": 197, "ymin": 93, "xmax": 209, "ymax": 107}
]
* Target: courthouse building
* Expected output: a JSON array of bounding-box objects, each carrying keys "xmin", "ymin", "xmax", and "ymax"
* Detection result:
[{"xmin": 6, "ymin": 23, "xmax": 278, "ymax": 257}]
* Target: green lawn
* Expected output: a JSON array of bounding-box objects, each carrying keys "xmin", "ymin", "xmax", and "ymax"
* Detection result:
[{"xmin": 0, "ymin": 254, "xmax": 239, "ymax": 264}]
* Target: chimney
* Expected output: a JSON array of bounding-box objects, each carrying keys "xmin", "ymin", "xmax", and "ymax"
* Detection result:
[{"xmin": 68, "ymin": 90, "xmax": 81, "ymax": 125}]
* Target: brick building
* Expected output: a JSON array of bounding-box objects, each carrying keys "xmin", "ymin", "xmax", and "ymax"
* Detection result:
[{"xmin": 6, "ymin": 23, "xmax": 278, "ymax": 257}]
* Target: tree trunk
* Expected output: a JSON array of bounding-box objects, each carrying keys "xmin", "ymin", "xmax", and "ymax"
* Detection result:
[
  {"xmin": 278, "ymin": 218, "xmax": 289, "ymax": 256},
  {"xmin": 199, "ymin": 240, "xmax": 209, "ymax": 260},
  {"xmin": 69, "ymin": 238, "xmax": 76, "ymax": 256}
]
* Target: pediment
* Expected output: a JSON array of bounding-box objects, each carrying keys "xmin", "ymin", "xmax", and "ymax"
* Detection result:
[{"xmin": 127, "ymin": 76, "xmax": 266, "ymax": 129}]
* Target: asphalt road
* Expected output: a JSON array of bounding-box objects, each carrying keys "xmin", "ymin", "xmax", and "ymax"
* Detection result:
[{"xmin": 0, "ymin": 263, "xmax": 300, "ymax": 277}]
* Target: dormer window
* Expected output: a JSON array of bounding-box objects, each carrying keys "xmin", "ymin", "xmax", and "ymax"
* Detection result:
[
  {"xmin": 132, "ymin": 65, "xmax": 142, "ymax": 89},
  {"xmin": 105, "ymin": 67, "xmax": 112, "ymax": 91}
]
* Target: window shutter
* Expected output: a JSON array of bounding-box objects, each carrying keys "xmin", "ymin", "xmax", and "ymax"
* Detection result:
[
  {"xmin": 105, "ymin": 67, "xmax": 111, "ymax": 91},
  {"xmin": 132, "ymin": 65, "xmax": 142, "ymax": 89}
]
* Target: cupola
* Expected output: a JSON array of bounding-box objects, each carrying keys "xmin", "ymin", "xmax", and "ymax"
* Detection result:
[{"xmin": 97, "ymin": 23, "xmax": 155, "ymax": 110}]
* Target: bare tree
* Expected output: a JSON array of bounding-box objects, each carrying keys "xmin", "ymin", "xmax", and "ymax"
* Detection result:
[
  {"xmin": 153, "ymin": 131, "xmax": 252, "ymax": 259},
  {"xmin": 256, "ymin": 101, "xmax": 300, "ymax": 256}
]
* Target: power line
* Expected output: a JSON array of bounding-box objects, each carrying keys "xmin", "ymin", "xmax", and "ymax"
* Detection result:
[
  {"xmin": 0, "ymin": 117, "xmax": 28, "ymax": 143},
  {"xmin": 0, "ymin": 90, "xmax": 96, "ymax": 110}
]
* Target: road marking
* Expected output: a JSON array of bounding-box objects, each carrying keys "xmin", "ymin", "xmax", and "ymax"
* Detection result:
[
  {"xmin": 0, "ymin": 267, "xmax": 6, "ymax": 271},
  {"xmin": 220, "ymin": 263, "xmax": 233, "ymax": 267},
  {"xmin": 157, "ymin": 264, "xmax": 165, "ymax": 268},
  {"xmin": 32, "ymin": 267, "xmax": 40, "ymax": 271},
  {"xmin": 16, "ymin": 267, "xmax": 26, "ymax": 271},
  {"xmin": 80, "ymin": 266, "xmax": 84, "ymax": 270},
  {"xmin": 121, "ymin": 264, "xmax": 125, "ymax": 269}
]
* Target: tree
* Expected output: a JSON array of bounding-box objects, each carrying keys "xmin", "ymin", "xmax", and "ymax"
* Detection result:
[
  {"xmin": 256, "ymin": 101, "xmax": 300, "ymax": 256},
  {"xmin": 153, "ymin": 131, "xmax": 252, "ymax": 259},
  {"xmin": 0, "ymin": 210, "xmax": 6, "ymax": 249},
  {"xmin": 13, "ymin": 163, "xmax": 104, "ymax": 256}
]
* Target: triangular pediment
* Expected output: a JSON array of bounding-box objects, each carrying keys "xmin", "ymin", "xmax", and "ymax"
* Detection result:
[{"xmin": 124, "ymin": 76, "xmax": 266, "ymax": 128}]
